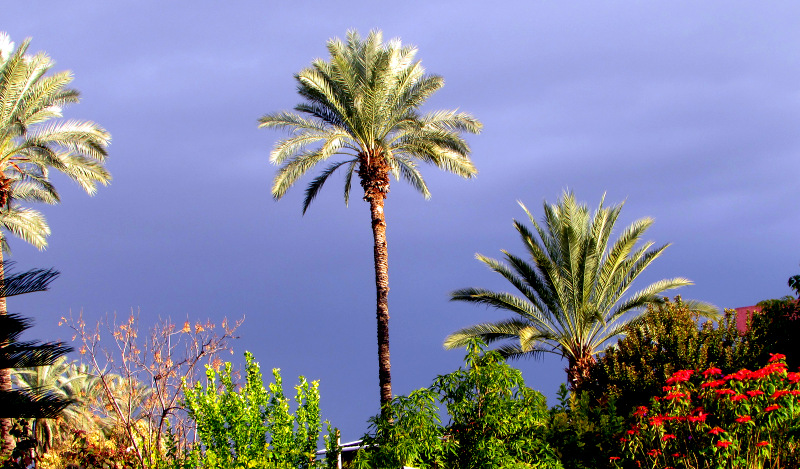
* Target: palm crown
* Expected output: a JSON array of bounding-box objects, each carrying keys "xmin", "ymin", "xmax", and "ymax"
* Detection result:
[
  {"xmin": 444, "ymin": 192, "xmax": 716, "ymax": 390},
  {"xmin": 0, "ymin": 32, "xmax": 111, "ymax": 250},
  {"xmin": 259, "ymin": 29, "xmax": 481, "ymax": 211}
]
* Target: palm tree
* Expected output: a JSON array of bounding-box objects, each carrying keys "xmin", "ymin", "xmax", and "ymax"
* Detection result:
[
  {"xmin": 444, "ymin": 192, "xmax": 717, "ymax": 391},
  {"xmin": 0, "ymin": 32, "xmax": 110, "ymax": 452},
  {"xmin": 259, "ymin": 30, "xmax": 481, "ymax": 407},
  {"xmin": 11, "ymin": 357, "xmax": 104, "ymax": 455}
]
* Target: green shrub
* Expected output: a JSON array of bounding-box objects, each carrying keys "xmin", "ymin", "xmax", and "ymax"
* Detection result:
[
  {"xmin": 181, "ymin": 352, "xmax": 330, "ymax": 469},
  {"xmin": 587, "ymin": 297, "xmax": 763, "ymax": 416},
  {"xmin": 615, "ymin": 355, "xmax": 800, "ymax": 468},
  {"xmin": 545, "ymin": 385, "xmax": 626, "ymax": 469},
  {"xmin": 353, "ymin": 341, "xmax": 562, "ymax": 469}
]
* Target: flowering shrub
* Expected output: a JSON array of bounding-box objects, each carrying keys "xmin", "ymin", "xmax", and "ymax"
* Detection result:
[{"xmin": 613, "ymin": 353, "xmax": 800, "ymax": 468}]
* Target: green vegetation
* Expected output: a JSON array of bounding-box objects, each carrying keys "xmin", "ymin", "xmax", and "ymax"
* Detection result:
[
  {"xmin": 444, "ymin": 192, "xmax": 716, "ymax": 390},
  {"xmin": 3, "ymin": 27, "xmax": 798, "ymax": 469},
  {"xmin": 0, "ymin": 31, "xmax": 111, "ymax": 457},
  {"xmin": 259, "ymin": 29, "xmax": 481, "ymax": 407},
  {"xmin": 183, "ymin": 352, "xmax": 326, "ymax": 469},
  {"xmin": 354, "ymin": 341, "xmax": 561, "ymax": 469}
]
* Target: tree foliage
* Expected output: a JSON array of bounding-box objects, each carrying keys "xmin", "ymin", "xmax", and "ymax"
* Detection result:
[
  {"xmin": 0, "ymin": 32, "xmax": 111, "ymax": 251},
  {"xmin": 182, "ymin": 351, "xmax": 328, "ymax": 469},
  {"xmin": 354, "ymin": 341, "xmax": 562, "ymax": 469},
  {"xmin": 587, "ymin": 297, "xmax": 760, "ymax": 415}
]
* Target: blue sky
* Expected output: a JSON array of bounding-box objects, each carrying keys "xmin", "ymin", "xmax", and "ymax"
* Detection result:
[{"xmin": 5, "ymin": 1, "xmax": 800, "ymax": 439}]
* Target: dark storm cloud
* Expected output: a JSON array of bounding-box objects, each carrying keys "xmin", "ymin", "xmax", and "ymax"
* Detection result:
[{"xmin": 3, "ymin": 0, "xmax": 799, "ymax": 439}]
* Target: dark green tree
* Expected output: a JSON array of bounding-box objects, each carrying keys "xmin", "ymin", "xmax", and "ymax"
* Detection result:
[
  {"xmin": 0, "ymin": 264, "xmax": 67, "ymax": 462},
  {"xmin": 354, "ymin": 341, "xmax": 562, "ymax": 469},
  {"xmin": 586, "ymin": 297, "xmax": 761, "ymax": 415},
  {"xmin": 0, "ymin": 314, "xmax": 72, "ymax": 418}
]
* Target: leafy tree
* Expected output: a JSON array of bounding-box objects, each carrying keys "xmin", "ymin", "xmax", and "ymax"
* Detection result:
[
  {"xmin": 0, "ymin": 315, "xmax": 72, "ymax": 418},
  {"xmin": 586, "ymin": 297, "xmax": 760, "ymax": 416},
  {"xmin": 0, "ymin": 31, "xmax": 110, "ymax": 454},
  {"xmin": 259, "ymin": 30, "xmax": 481, "ymax": 407},
  {"xmin": 444, "ymin": 192, "xmax": 712, "ymax": 390},
  {"xmin": 750, "ymin": 296, "xmax": 800, "ymax": 371},
  {"xmin": 354, "ymin": 341, "xmax": 562, "ymax": 469},
  {"xmin": 545, "ymin": 385, "xmax": 626, "ymax": 469},
  {"xmin": 182, "ymin": 351, "xmax": 327, "ymax": 469}
]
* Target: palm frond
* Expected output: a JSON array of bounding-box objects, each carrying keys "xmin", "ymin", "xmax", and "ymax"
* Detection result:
[
  {"xmin": 260, "ymin": 29, "xmax": 481, "ymax": 209},
  {"xmin": 302, "ymin": 159, "xmax": 357, "ymax": 214}
]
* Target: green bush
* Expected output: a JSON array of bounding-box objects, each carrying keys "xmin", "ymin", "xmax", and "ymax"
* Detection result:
[
  {"xmin": 545, "ymin": 385, "xmax": 626, "ymax": 469},
  {"xmin": 181, "ymin": 352, "xmax": 330, "ymax": 469},
  {"xmin": 586, "ymin": 297, "xmax": 763, "ymax": 416},
  {"xmin": 353, "ymin": 341, "xmax": 562, "ymax": 469}
]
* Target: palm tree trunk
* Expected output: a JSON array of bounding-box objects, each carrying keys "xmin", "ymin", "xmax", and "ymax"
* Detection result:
[
  {"xmin": 0, "ymin": 247, "xmax": 13, "ymax": 458},
  {"xmin": 368, "ymin": 195, "xmax": 392, "ymax": 409},
  {"xmin": 566, "ymin": 353, "xmax": 596, "ymax": 393}
]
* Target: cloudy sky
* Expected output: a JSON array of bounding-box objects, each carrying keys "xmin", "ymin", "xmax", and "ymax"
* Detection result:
[{"xmin": 5, "ymin": 1, "xmax": 800, "ymax": 439}]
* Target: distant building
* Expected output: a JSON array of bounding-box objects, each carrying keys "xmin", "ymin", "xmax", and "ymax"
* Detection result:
[{"xmin": 734, "ymin": 305, "xmax": 763, "ymax": 333}]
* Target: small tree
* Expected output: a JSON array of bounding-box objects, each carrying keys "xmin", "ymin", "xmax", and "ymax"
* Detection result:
[
  {"xmin": 183, "ymin": 351, "xmax": 327, "ymax": 469},
  {"xmin": 355, "ymin": 341, "xmax": 562, "ymax": 469},
  {"xmin": 63, "ymin": 312, "xmax": 240, "ymax": 467},
  {"xmin": 587, "ymin": 297, "xmax": 760, "ymax": 415}
]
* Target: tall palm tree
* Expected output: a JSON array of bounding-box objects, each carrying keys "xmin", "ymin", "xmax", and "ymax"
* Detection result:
[
  {"xmin": 444, "ymin": 192, "xmax": 717, "ymax": 391},
  {"xmin": 0, "ymin": 32, "xmax": 110, "ymax": 452},
  {"xmin": 259, "ymin": 30, "xmax": 481, "ymax": 407}
]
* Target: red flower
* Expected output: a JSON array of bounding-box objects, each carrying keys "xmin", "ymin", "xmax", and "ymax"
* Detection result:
[
  {"xmin": 609, "ymin": 456, "xmax": 621, "ymax": 461},
  {"xmin": 730, "ymin": 394, "xmax": 749, "ymax": 402},
  {"xmin": 788, "ymin": 372, "xmax": 800, "ymax": 383},
  {"xmin": 708, "ymin": 427, "xmax": 726, "ymax": 435},
  {"xmin": 716, "ymin": 389, "xmax": 736, "ymax": 397},
  {"xmin": 716, "ymin": 441, "xmax": 732, "ymax": 448},
  {"xmin": 747, "ymin": 390, "xmax": 765, "ymax": 397},
  {"xmin": 662, "ymin": 434, "xmax": 676, "ymax": 441},
  {"xmin": 702, "ymin": 379, "xmax": 726, "ymax": 388},
  {"xmin": 667, "ymin": 370, "xmax": 694, "ymax": 384},
  {"xmin": 756, "ymin": 441, "xmax": 770, "ymax": 447},
  {"xmin": 735, "ymin": 415, "xmax": 752, "ymax": 423},
  {"xmin": 770, "ymin": 353, "xmax": 787, "ymax": 362},
  {"xmin": 665, "ymin": 392, "xmax": 687, "ymax": 400},
  {"xmin": 703, "ymin": 367, "xmax": 722, "ymax": 377},
  {"xmin": 650, "ymin": 415, "xmax": 666, "ymax": 427},
  {"xmin": 772, "ymin": 390, "xmax": 790, "ymax": 398},
  {"xmin": 688, "ymin": 413, "xmax": 708, "ymax": 423},
  {"xmin": 764, "ymin": 405, "xmax": 781, "ymax": 412},
  {"xmin": 647, "ymin": 449, "xmax": 662, "ymax": 457}
]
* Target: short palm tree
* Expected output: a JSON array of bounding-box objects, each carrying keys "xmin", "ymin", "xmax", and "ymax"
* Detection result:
[
  {"xmin": 444, "ymin": 192, "xmax": 716, "ymax": 391},
  {"xmin": 0, "ymin": 32, "xmax": 110, "ymax": 452},
  {"xmin": 12, "ymin": 357, "xmax": 103, "ymax": 455},
  {"xmin": 259, "ymin": 30, "xmax": 481, "ymax": 407}
]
